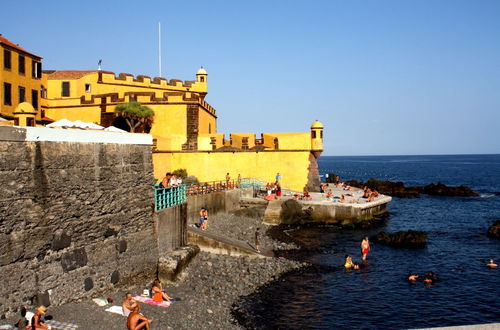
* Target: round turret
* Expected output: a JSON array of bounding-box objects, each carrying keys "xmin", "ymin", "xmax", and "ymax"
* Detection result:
[
  {"xmin": 13, "ymin": 102, "xmax": 37, "ymax": 127},
  {"xmin": 310, "ymin": 120, "xmax": 324, "ymax": 154},
  {"xmin": 196, "ymin": 66, "xmax": 208, "ymax": 85}
]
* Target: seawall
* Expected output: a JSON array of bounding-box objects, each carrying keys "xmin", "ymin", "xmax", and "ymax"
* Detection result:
[{"xmin": 0, "ymin": 126, "xmax": 157, "ymax": 317}]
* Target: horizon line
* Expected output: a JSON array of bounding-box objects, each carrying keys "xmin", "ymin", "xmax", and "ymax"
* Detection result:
[{"xmin": 321, "ymin": 152, "xmax": 500, "ymax": 157}]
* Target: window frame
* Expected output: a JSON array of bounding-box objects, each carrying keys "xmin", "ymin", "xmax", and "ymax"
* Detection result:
[
  {"xmin": 3, "ymin": 49, "xmax": 11, "ymax": 70},
  {"xmin": 18, "ymin": 55, "xmax": 25, "ymax": 75},
  {"xmin": 3, "ymin": 82, "xmax": 12, "ymax": 105},
  {"xmin": 18, "ymin": 86, "xmax": 26, "ymax": 103},
  {"xmin": 61, "ymin": 81, "xmax": 70, "ymax": 97}
]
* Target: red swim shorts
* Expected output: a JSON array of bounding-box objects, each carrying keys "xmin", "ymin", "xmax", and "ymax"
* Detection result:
[{"xmin": 363, "ymin": 249, "xmax": 369, "ymax": 255}]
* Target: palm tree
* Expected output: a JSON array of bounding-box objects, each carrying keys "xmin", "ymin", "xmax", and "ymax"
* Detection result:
[{"xmin": 114, "ymin": 101, "xmax": 154, "ymax": 132}]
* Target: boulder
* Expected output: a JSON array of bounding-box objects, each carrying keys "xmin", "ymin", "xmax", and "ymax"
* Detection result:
[
  {"xmin": 371, "ymin": 230, "xmax": 427, "ymax": 248},
  {"xmin": 487, "ymin": 220, "xmax": 500, "ymax": 239},
  {"xmin": 423, "ymin": 183, "xmax": 479, "ymax": 197}
]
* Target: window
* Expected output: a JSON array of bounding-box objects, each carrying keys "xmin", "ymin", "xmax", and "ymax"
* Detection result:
[
  {"xmin": 311, "ymin": 131, "xmax": 317, "ymax": 139},
  {"xmin": 18, "ymin": 86, "xmax": 26, "ymax": 103},
  {"xmin": 200, "ymin": 76, "xmax": 205, "ymax": 82},
  {"xmin": 320, "ymin": 130, "xmax": 323, "ymax": 139},
  {"xmin": 209, "ymin": 123, "xmax": 212, "ymax": 134},
  {"xmin": 85, "ymin": 83, "xmax": 91, "ymax": 93},
  {"xmin": 27, "ymin": 117, "xmax": 35, "ymax": 127},
  {"xmin": 18, "ymin": 55, "xmax": 25, "ymax": 74},
  {"xmin": 3, "ymin": 83, "xmax": 11, "ymax": 105},
  {"xmin": 40, "ymin": 85, "xmax": 47, "ymax": 98},
  {"xmin": 32, "ymin": 60, "xmax": 42, "ymax": 78},
  {"xmin": 32, "ymin": 89, "xmax": 38, "ymax": 110},
  {"xmin": 3, "ymin": 49, "xmax": 11, "ymax": 69},
  {"xmin": 61, "ymin": 81, "xmax": 70, "ymax": 97}
]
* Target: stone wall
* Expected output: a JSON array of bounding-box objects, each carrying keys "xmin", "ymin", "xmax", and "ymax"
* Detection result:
[
  {"xmin": 186, "ymin": 189, "xmax": 242, "ymax": 223},
  {"xmin": 0, "ymin": 127, "xmax": 156, "ymax": 317}
]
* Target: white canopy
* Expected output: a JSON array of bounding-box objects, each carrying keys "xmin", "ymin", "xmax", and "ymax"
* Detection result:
[
  {"xmin": 104, "ymin": 126, "xmax": 127, "ymax": 132},
  {"xmin": 46, "ymin": 118, "xmax": 76, "ymax": 128}
]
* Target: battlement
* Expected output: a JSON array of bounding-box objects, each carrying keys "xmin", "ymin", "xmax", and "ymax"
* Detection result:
[{"xmin": 98, "ymin": 71, "xmax": 206, "ymax": 92}]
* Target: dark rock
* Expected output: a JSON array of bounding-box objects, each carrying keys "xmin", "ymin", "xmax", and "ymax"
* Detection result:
[
  {"xmin": 344, "ymin": 178, "xmax": 478, "ymax": 198},
  {"xmin": 280, "ymin": 199, "xmax": 313, "ymax": 224},
  {"xmin": 84, "ymin": 277, "xmax": 93, "ymax": 291},
  {"xmin": 371, "ymin": 230, "xmax": 427, "ymax": 248},
  {"xmin": 110, "ymin": 270, "xmax": 120, "ymax": 284},
  {"xmin": 103, "ymin": 226, "xmax": 119, "ymax": 238},
  {"xmin": 423, "ymin": 183, "xmax": 479, "ymax": 197},
  {"xmin": 60, "ymin": 248, "xmax": 88, "ymax": 272},
  {"xmin": 51, "ymin": 230, "xmax": 71, "ymax": 251},
  {"xmin": 117, "ymin": 240, "xmax": 127, "ymax": 253},
  {"xmin": 487, "ymin": 220, "xmax": 500, "ymax": 239}
]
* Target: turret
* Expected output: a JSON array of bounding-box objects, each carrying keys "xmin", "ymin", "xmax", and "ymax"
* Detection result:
[
  {"xmin": 13, "ymin": 102, "xmax": 37, "ymax": 127},
  {"xmin": 196, "ymin": 66, "xmax": 208, "ymax": 93},
  {"xmin": 310, "ymin": 120, "xmax": 324, "ymax": 154}
]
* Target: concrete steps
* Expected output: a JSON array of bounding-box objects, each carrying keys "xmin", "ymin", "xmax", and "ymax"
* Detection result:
[{"xmin": 187, "ymin": 226, "xmax": 273, "ymax": 258}]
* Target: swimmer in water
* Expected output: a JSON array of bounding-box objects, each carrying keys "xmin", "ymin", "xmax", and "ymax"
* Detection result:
[
  {"xmin": 423, "ymin": 271, "xmax": 437, "ymax": 284},
  {"xmin": 344, "ymin": 255, "xmax": 354, "ymax": 269},
  {"xmin": 486, "ymin": 259, "xmax": 498, "ymax": 268},
  {"xmin": 408, "ymin": 272, "xmax": 419, "ymax": 282},
  {"xmin": 353, "ymin": 262, "xmax": 360, "ymax": 270}
]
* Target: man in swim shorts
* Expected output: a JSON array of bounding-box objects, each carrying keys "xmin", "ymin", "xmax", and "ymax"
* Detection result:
[
  {"xmin": 127, "ymin": 305, "xmax": 153, "ymax": 330},
  {"xmin": 361, "ymin": 237, "xmax": 370, "ymax": 261}
]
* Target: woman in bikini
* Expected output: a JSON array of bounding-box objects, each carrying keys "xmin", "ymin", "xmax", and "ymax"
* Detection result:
[{"xmin": 151, "ymin": 279, "xmax": 173, "ymax": 303}]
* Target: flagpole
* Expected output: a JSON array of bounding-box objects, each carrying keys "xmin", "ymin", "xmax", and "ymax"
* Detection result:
[{"xmin": 158, "ymin": 22, "xmax": 162, "ymax": 77}]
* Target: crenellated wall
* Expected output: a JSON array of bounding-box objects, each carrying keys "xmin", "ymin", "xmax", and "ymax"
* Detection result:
[{"xmin": 0, "ymin": 126, "xmax": 157, "ymax": 317}]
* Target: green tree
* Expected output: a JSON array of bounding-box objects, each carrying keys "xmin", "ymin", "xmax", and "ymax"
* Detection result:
[{"xmin": 114, "ymin": 101, "xmax": 154, "ymax": 133}]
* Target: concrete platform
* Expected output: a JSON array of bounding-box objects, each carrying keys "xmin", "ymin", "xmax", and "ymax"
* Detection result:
[{"xmin": 263, "ymin": 185, "xmax": 392, "ymax": 224}]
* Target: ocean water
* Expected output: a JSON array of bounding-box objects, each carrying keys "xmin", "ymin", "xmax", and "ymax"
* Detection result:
[{"xmin": 237, "ymin": 154, "xmax": 500, "ymax": 329}]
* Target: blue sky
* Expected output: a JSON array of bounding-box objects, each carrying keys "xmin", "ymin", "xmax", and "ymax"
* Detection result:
[{"xmin": 2, "ymin": 0, "xmax": 499, "ymax": 155}]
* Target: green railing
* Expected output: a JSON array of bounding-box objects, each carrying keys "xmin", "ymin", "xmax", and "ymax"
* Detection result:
[
  {"xmin": 154, "ymin": 185, "xmax": 187, "ymax": 211},
  {"xmin": 154, "ymin": 178, "xmax": 271, "ymax": 212}
]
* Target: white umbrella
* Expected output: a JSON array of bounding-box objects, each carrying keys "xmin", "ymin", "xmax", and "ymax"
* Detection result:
[
  {"xmin": 86, "ymin": 122, "xmax": 104, "ymax": 130},
  {"xmin": 73, "ymin": 120, "xmax": 90, "ymax": 129},
  {"xmin": 104, "ymin": 126, "xmax": 127, "ymax": 132},
  {"xmin": 46, "ymin": 119, "xmax": 76, "ymax": 128}
]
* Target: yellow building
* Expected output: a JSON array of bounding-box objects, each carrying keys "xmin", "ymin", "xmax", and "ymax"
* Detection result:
[{"xmin": 0, "ymin": 35, "xmax": 43, "ymax": 125}]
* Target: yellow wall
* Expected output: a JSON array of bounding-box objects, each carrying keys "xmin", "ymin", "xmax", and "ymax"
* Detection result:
[
  {"xmin": 263, "ymin": 133, "xmax": 311, "ymax": 150},
  {"xmin": 153, "ymin": 150, "xmax": 313, "ymax": 192},
  {"xmin": 197, "ymin": 133, "xmax": 224, "ymax": 151},
  {"xmin": 0, "ymin": 45, "xmax": 42, "ymax": 119},
  {"xmin": 198, "ymin": 106, "xmax": 216, "ymax": 134}
]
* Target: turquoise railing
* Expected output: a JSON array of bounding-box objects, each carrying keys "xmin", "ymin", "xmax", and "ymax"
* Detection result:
[
  {"xmin": 154, "ymin": 178, "xmax": 268, "ymax": 211},
  {"xmin": 154, "ymin": 185, "xmax": 187, "ymax": 211}
]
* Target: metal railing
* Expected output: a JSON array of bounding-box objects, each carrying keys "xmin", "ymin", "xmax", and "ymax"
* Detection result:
[{"xmin": 154, "ymin": 185, "xmax": 187, "ymax": 211}]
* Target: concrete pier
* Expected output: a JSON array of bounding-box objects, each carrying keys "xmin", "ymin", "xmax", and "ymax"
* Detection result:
[{"xmin": 263, "ymin": 186, "xmax": 392, "ymax": 225}]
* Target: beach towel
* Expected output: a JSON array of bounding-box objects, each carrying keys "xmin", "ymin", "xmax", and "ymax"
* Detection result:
[
  {"xmin": 105, "ymin": 305, "xmax": 126, "ymax": 316},
  {"xmin": 92, "ymin": 298, "xmax": 108, "ymax": 306},
  {"xmin": 43, "ymin": 319, "xmax": 79, "ymax": 329},
  {"xmin": 133, "ymin": 295, "xmax": 170, "ymax": 307}
]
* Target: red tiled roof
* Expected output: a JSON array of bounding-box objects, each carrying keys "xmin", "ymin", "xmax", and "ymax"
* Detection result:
[
  {"xmin": 45, "ymin": 70, "xmax": 99, "ymax": 79},
  {"xmin": 0, "ymin": 35, "xmax": 42, "ymax": 59},
  {"xmin": 41, "ymin": 116, "xmax": 55, "ymax": 122}
]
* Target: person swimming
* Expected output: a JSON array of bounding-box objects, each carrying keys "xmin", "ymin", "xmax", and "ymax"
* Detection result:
[
  {"xmin": 353, "ymin": 262, "xmax": 360, "ymax": 270},
  {"xmin": 486, "ymin": 259, "xmax": 498, "ymax": 268},
  {"xmin": 408, "ymin": 271, "xmax": 419, "ymax": 282},
  {"xmin": 344, "ymin": 255, "xmax": 354, "ymax": 269},
  {"xmin": 423, "ymin": 271, "xmax": 438, "ymax": 284}
]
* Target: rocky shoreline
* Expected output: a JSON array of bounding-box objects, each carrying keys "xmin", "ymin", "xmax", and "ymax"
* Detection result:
[{"xmin": 0, "ymin": 212, "xmax": 306, "ymax": 330}]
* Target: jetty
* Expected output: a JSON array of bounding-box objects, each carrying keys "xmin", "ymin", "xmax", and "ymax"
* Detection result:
[{"xmin": 242, "ymin": 185, "xmax": 392, "ymax": 225}]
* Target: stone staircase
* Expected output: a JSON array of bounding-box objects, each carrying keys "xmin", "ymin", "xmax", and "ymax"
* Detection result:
[{"xmin": 187, "ymin": 226, "xmax": 273, "ymax": 258}]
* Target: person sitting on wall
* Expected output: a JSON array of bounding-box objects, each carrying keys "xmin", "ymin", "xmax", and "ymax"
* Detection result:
[
  {"xmin": 151, "ymin": 279, "xmax": 173, "ymax": 303},
  {"xmin": 127, "ymin": 304, "xmax": 153, "ymax": 330},
  {"xmin": 160, "ymin": 173, "xmax": 172, "ymax": 189},
  {"xmin": 32, "ymin": 306, "xmax": 48, "ymax": 330},
  {"xmin": 122, "ymin": 292, "xmax": 138, "ymax": 316}
]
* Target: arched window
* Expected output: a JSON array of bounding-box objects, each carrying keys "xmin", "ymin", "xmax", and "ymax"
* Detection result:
[{"xmin": 200, "ymin": 76, "xmax": 205, "ymax": 82}]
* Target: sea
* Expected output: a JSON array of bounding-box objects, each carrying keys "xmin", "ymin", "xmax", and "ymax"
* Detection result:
[{"xmin": 237, "ymin": 154, "xmax": 500, "ymax": 329}]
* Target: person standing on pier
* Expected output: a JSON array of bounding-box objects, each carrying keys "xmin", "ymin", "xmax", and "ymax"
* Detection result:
[{"xmin": 361, "ymin": 237, "xmax": 370, "ymax": 261}]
